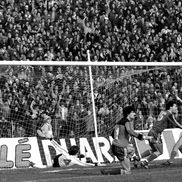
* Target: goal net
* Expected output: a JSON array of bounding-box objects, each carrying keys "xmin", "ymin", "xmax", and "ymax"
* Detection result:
[
  {"xmin": 0, "ymin": 63, "xmax": 122, "ymax": 139},
  {"xmin": 1, "ymin": 62, "xmax": 182, "ymax": 168},
  {"xmin": 0, "ymin": 62, "xmax": 182, "ymax": 139}
]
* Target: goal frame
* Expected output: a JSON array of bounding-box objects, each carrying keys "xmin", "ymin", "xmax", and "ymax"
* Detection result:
[{"xmin": 0, "ymin": 61, "xmax": 181, "ymax": 165}]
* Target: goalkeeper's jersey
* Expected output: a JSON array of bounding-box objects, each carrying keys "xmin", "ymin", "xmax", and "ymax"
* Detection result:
[
  {"xmin": 51, "ymin": 140, "xmax": 94, "ymax": 167},
  {"xmin": 152, "ymin": 110, "xmax": 179, "ymax": 134},
  {"xmin": 52, "ymin": 154, "xmax": 92, "ymax": 167},
  {"xmin": 53, "ymin": 154, "xmax": 73, "ymax": 167}
]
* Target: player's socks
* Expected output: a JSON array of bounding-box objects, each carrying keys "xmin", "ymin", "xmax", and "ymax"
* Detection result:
[
  {"xmin": 170, "ymin": 151, "xmax": 177, "ymax": 161},
  {"xmin": 147, "ymin": 153, "xmax": 158, "ymax": 163},
  {"xmin": 140, "ymin": 150, "xmax": 151, "ymax": 158},
  {"xmin": 141, "ymin": 153, "xmax": 158, "ymax": 169},
  {"xmin": 121, "ymin": 158, "xmax": 131, "ymax": 172},
  {"xmin": 162, "ymin": 151, "xmax": 177, "ymax": 166}
]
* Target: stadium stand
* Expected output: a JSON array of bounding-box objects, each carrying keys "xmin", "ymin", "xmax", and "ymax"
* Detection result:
[
  {"xmin": 0, "ymin": 0, "xmax": 182, "ymax": 61},
  {"xmin": 0, "ymin": 65, "xmax": 182, "ymax": 138},
  {"xmin": 0, "ymin": 0, "xmax": 182, "ymax": 138}
]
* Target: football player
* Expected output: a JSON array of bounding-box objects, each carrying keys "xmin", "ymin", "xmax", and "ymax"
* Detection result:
[
  {"xmin": 162, "ymin": 94, "xmax": 182, "ymax": 166},
  {"xmin": 140, "ymin": 100, "xmax": 182, "ymax": 169},
  {"xmin": 101, "ymin": 106, "xmax": 144, "ymax": 175},
  {"xmin": 37, "ymin": 114, "xmax": 94, "ymax": 167}
]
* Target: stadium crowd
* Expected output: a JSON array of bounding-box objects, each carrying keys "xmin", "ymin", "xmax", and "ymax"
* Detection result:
[
  {"xmin": 0, "ymin": 0, "xmax": 182, "ymax": 62},
  {"xmin": 0, "ymin": 65, "xmax": 182, "ymax": 138}
]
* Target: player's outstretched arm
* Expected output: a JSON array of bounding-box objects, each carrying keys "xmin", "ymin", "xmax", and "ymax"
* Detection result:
[
  {"xmin": 125, "ymin": 122, "xmax": 144, "ymax": 140},
  {"xmin": 172, "ymin": 118, "xmax": 182, "ymax": 129}
]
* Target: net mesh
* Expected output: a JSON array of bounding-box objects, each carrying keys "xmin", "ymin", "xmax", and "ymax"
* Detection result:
[{"xmin": 0, "ymin": 65, "xmax": 182, "ymax": 138}]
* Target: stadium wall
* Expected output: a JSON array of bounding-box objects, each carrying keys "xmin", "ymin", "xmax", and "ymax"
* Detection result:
[{"xmin": 0, "ymin": 128, "xmax": 182, "ymax": 169}]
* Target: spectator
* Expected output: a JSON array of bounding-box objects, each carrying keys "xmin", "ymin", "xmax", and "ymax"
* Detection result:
[
  {"xmin": 77, "ymin": 103, "xmax": 87, "ymax": 136},
  {"xmin": 56, "ymin": 99, "xmax": 68, "ymax": 137},
  {"xmin": 98, "ymin": 102, "xmax": 109, "ymax": 134},
  {"xmin": 30, "ymin": 99, "xmax": 40, "ymax": 136},
  {"xmin": 144, "ymin": 114, "xmax": 155, "ymax": 130},
  {"xmin": 0, "ymin": 0, "xmax": 182, "ymax": 62},
  {"xmin": 0, "ymin": 65, "xmax": 182, "ymax": 138},
  {"xmin": 135, "ymin": 110, "xmax": 145, "ymax": 130}
]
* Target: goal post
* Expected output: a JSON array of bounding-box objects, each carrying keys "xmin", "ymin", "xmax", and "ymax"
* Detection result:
[
  {"xmin": 0, "ymin": 61, "xmax": 182, "ymax": 166},
  {"xmin": 87, "ymin": 50, "xmax": 102, "ymax": 164}
]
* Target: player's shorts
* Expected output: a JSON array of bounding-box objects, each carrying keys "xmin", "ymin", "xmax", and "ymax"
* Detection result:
[
  {"xmin": 53, "ymin": 154, "xmax": 62, "ymax": 167},
  {"xmin": 148, "ymin": 129, "xmax": 163, "ymax": 153},
  {"xmin": 111, "ymin": 144, "xmax": 126, "ymax": 161}
]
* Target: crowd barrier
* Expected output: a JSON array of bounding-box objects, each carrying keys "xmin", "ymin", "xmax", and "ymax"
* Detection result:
[{"xmin": 0, "ymin": 129, "xmax": 182, "ymax": 168}]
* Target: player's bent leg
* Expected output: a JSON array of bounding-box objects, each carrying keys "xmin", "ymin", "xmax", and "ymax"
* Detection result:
[
  {"xmin": 169, "ymin": 150, "xmax": 177, "ymax": 162},
  {"xmin": 162, "ymin": 145, "xmax": 180, "ymax": 166},
  {"xmin": 162, "ymin": 151, "xmax": 176, "ymax": 166},
  {"xmin": 172, "ymin": 137, "xmax": 182, "ymax": 152},
  {"xmin": 101, "ymin": 145, "xmax": 131, "ymax": 175},
  {"xmin": 163, "ymin": 136, "xmax": 182, "ymax": 165},
  {"xmin": 148, "ymin": 150, "xmax": 161, "ymax": 162},
  {"xmin": 140, "ymin": 149, "xmax": 152, "ymax": 159},
  {"xmin": 141, "ymin": 150, "xmax": 162, "ymax": 169},
  {"xmin": 101, "ymin": 165, "xmax": 131, "ymax": 175}
]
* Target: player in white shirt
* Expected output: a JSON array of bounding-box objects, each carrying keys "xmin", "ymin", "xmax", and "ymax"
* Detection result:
[
  {"xmin": 52, "ymin": 145, "xmax": 86, "ymax": 167},
  {"xmin": 37, "ymin": 115, "xmax": 53, "ymax": 139},
  {"xmin": 37, "ymin": 114, "xmax": 94, "ymax": 167}
]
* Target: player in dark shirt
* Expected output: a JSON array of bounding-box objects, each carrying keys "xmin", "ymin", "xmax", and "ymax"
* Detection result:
[
  {"xmin": 162, "ymin": 94, "xmax": 182, "ymax": 165},
  {"xmin": 101, "ymin": 106, "xmax": 144, "ymax": 175},
  {"xmin": 140, "ymin": 100, "xmax": 182, "ymax": 168}
]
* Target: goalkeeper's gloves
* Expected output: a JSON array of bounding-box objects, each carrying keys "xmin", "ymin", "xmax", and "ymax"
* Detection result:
[{"xmin": 137, "ymin": 133, "xmax": 144, "ymax": 140}]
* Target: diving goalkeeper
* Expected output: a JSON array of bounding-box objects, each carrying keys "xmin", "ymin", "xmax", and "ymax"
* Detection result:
[
  {"xmin": 53, "ymin": 145, "xmax": 87, "ymax": 167},
  {"xmin": 37, "ymin": 114, "xmax": 94, "ymax": 167}
]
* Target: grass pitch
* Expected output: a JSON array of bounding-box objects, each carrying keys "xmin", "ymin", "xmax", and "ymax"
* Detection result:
[{"xmin": 0, "ymin": 160, "xmax": 182, "ymax": 182}]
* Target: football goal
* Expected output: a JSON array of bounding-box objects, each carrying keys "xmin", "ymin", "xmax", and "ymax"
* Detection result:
[
  {"xmin": 0, "ymin": 61, "xmax": 182, "ymax": 166},
  {"xmin": 0, "ymin": 61, "xmax": 182, "ymax": 136}
]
